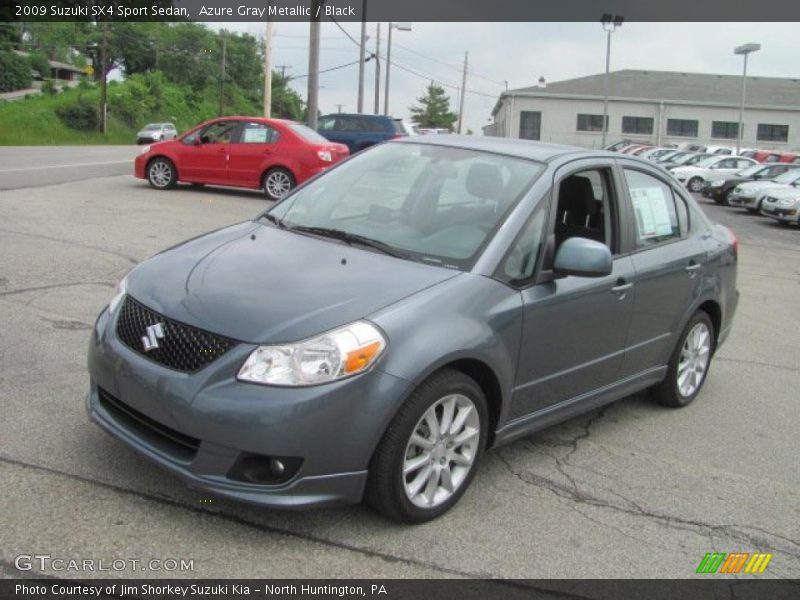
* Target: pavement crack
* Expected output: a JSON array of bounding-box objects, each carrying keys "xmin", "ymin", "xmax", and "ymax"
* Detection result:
[
  {"xmin": 0, "ymin": 227, "xmax": 140, "ymax": 265},
  {"xmin": 0, "ymin": 280, "xmax": 113, "ymax": 299},
  {"xmin": 494, "ymin": 450, "xmax": 800, "ymax": 561}
]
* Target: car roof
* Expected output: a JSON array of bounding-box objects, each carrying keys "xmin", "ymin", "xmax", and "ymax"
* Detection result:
[{"xmin": 393, "ymin": 135, "xmax": 606, "ymax": 163}]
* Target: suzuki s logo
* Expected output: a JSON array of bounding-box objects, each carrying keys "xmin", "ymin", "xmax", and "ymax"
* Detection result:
[{"xmin": 141, "ymin": 323, "xmax": 165, "ymax": 352}]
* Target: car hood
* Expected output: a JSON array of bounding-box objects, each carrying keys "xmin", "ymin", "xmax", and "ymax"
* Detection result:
[
  {"xmin": 126, "ymin": 221, "xmax": 460, "ymax": 344},
  {"xmin": 736, "ymin": 181, "xmax": 790, "ymax": 194},
  {"xmin": 763, "ymin": 186, "xmax": 800, "ymax": 200}
]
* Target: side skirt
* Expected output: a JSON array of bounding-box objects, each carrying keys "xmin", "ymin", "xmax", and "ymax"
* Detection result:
[{"xmin": 491, "ymin": 366, "xmax": 667, "ymax": 449}]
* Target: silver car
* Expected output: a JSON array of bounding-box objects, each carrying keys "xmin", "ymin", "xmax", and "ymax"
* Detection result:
[
  {"xmin": 761, "ymin": 187, "xmax": 800, "ymax": 225},
  {"xmin": 728, "ymin": 170, "xmax": 800, "ymax": 212},
  {"xmin": 137, "ymin": 122, "xmax": 178, "ymax": 145}
]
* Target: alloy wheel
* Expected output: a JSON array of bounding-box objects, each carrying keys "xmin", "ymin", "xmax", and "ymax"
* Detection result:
[
  {"xmin": 402, "ymin": 393, "xmax": 480, "ymax": 509},
  {"xmin": 149, "ymin": 161, "xmax": 172, "ymax": 188},
  {"xmin": 265, "ymin": 171, "xmax": 292, "ymax": 199},
  {"xmin": 677, "ymin": 322, "xmax": 711, "ymax": 397}
]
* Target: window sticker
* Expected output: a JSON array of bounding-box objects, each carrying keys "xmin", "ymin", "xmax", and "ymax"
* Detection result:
[
  {"xmin": 630, "ymin": 187, "xmax": 674, "ymax": 239},
  {"xmin": 243, "ymin": 127, "xmax": 268, "ymax": 143}
]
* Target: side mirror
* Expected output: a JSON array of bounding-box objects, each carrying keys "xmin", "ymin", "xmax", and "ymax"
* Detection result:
[
  {"xmin": 753, "ymin": 174, "xmax": 762, "ymax": 180},
  {"xmin": 553, "ymin": 237, "xmax": 613, "ymax": 278}
]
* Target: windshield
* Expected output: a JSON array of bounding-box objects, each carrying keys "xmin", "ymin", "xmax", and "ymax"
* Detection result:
[
  {"xmin": 143, "ymin": 124, "xmax": 163, "ymax": 131},
  {"xmin": 736, "ymin": 165, "xmax": 765, "ymax": 178},
  {"xmin": 288, "ymin": 122, "xmax": 330, "ymax": 144},
  {"xmin": 266, "ymin": 143, "xmax": 544, "ymax": 270},
  {"xmin": 685, "ymin": 155, "xmax": 712, "ymax": 166},
  {"xmin": 773, "ymin": 170, "xmax": 800, "ymax": 184}
]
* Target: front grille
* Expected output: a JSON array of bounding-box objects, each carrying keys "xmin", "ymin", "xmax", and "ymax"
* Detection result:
[
  {"xmin": 98, "ymin": 387, "xmax": 200, "ymax": 462},
  {"xmin": 116, "ymin": 296, "xmax": 236, "ymax": 372},
  {"xmin": 763, "ymin": 196, "xmax": 777, "ymax": 204}
]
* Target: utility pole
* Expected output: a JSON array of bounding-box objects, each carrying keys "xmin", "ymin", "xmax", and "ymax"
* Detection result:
[
  {"xmin": 335, "ymin": 103, "xmax": 345, "ymax": 113},
  {"xmin": 218, "ymin": 32, "xmax": 227, "ymax": 116},
  {"xmin": 307, "ymin": 2, "xmax": 321, "ymax": 128},
  {"xmin": 275, "ymin": 64, "xmax": 290, "ymax": 78},
  {"xmin": 384, "ymin": 24, "xmax": 392, "ymax": 115},
  {"xmin": 264, "ymin": 14, "xmax": 273, "ymax": 117},
  {"xmin": 373, "ymin": 23, "xmax": 380, "ymax": 115},
  {"xmin": 100, "ymin": 21, "xmax": 108, "ymax": 134},
  {"xmin": 357, "ymin": 0, "xmax": 367, "ymax": 113},
  {"xmin": 457, "ymin": 51, "xmax": 468, "ymax": 134}
]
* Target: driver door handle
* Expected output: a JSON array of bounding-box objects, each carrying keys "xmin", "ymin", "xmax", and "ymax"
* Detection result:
[
  {"xmin": 685, "ymin": 262, "xmax": 701, "ymax": 274},
  {"xmin": 611, "ymin": 280, "xmax": 633, "ymax": 295}
]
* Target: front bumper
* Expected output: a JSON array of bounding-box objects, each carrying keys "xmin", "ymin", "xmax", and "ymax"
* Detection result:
[
  {"xmin": 702, "ymin": 186, "xmax": 726, "ymax": 200},
  {"xmin": 87, "ymin": 303, "xmax": 411, "ymax": 509},
  {"xmin": 727, "ymin": 193, "xmax": 758, "ymax": 208},
  {"xmin": 137, "ymin": 135, "xmax": 162, "ymax": 144},
  {"xmin": 761, "ymin": 206, "xmax": 800, "ymax": 224}
]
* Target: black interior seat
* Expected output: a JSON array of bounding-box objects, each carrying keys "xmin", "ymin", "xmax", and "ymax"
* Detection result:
[{"xmin": 555, "ymin": 175, "xmax": 605, "ymax": 245}]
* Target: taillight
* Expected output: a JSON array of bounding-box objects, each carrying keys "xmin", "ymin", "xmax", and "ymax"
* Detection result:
[
  {"xmin": 391, "ymin": 133, "xmax": 403, "ymax": 139},
  {"xmin": 317, "ymin": 150, "xmax": 333, "ymax": 162},
  {"xmin": 726, "ymin": 227, "xmax": 739, "ymax": 258}
]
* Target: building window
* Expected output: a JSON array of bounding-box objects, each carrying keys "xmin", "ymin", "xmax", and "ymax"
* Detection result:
[
  {"xmin": 621, "ymin": 116, "xmax": 654, "ymax": 135},
  {"xmin": 576, "ymin": 114, "xmax": 608, "ymax": 132},
  {"xmin": 666, "ymin": 119, "xmax": 698, "ymax": 138},
  {"xmin": 711, "ymin": 121, "xmax": 739, "ymax": 140},
  {"xmin": 519, "ymin": 111, "xmax": 541, "ymax": 140},
  {"xmin": 757, "ymin": 124, "xmax": 789, "ymax": 143}
]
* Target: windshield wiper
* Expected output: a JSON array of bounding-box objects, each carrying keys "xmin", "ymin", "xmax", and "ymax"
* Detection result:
[
  {"xmin": 260, "ymin": 213, "xmax": 285, "ymax": 228},
  {"xmin": 288, "ymin": 225, "xmax": 409, "ymax": 259}
]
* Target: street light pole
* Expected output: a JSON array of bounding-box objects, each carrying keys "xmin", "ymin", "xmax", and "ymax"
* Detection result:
[
  {"xmin": 307, "ymin": 2, "xmax": 321, "ymax": 129},
  {"xmin": 384, "ymin": 22, "xmax": 411, "ymax": 115},
  {"xmin": 600, "ymin": 14, "xmax": 623, "ymax": 148},
  {"xmin": 357, "ymin": 11, "xmax": 367, "ymax": 113},
  {"xmin": 734, "ymin": 43, "xmax": 761, "ymax": 155},
  {"xmin": 263, "ymin": 13, "xmax": 273, "ymax": 118}
]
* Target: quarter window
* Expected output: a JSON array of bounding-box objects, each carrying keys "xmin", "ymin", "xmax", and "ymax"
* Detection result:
[
  {"xmin": 622, "ymin": 116, "xmax": 653, "ymax": 135},
  {"xmin": 500, "ymin": 206, "xmax": 548, "ymax": 284},
  {"xmin": 623, "ymin": 170, "xmax": 684, "ymax": 247},
  {"xmin": 666, "ymin": 119, "xmax": 699, "ymax": 138}
]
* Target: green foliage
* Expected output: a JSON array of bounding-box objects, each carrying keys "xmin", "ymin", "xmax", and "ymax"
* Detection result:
[
  {"xmin": 271, "ymin": 72, "xmax": 304, "ymax": 121},
  {"xmin": 55, "ymin": 97, "xmax": 99, "ymax": 130},
  {"xmin": 409, "ymin": 83, "xmax": 457, "ymax": 130},
  {"xmin": 0, "ymin": 23, "xmax": 21, "ymax": 51},
  {"xmin": 0, "ymin": 51, "xmax": 32, "ymax": 92},
  {"xmin": 41, "ymin": 79, "xmax": 58, "ymax": 95},
  {"xmin": 28, "ymin": 52, "xmax": 51, "ymax": 79}
]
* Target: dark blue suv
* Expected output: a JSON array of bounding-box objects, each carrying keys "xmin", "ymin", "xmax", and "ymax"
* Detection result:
[{"xmin": 317, "ymin": 113, "xmax": 407, "ymax": 153}]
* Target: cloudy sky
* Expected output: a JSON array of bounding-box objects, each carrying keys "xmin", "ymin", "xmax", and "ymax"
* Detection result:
[{"xmin": 218, "ymin": 22, "xmax": 799, "ymax": 133}]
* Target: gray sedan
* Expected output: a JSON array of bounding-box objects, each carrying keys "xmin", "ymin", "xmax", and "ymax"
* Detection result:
[{"xmin": 87, "ymin": 137, "xmax": 739, "ymax": 523}]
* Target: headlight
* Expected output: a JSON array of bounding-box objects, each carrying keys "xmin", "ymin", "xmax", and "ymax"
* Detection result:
[
  {"xmin": 108, "ymin": 275, "xmax": 128, "ymax": 313},
  {"xmin": 139, "ymin": 145, "xmax": 151, "ymax": 155},
  {"xmin": 711, "ymin": 179, "xmax": 725, "ymax": 187},
  {"xmin": 238, "ymin": 321, "xmax": 387, "ymax": 386}
]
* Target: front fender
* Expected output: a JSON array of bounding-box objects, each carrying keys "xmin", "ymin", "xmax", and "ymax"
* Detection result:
[{"xmin": 369, "ymin": 274, "xmax": 523, "ymax": 440}]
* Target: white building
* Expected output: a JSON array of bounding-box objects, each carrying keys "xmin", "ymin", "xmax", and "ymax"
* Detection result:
[{"xmin": 486, "ymin": 70, "xmax": 800, "ymax": 151}]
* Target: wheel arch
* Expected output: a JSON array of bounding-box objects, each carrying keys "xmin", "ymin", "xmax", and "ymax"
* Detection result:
[
  {"xmin": 146, "ymin": 154, "xmax": 179, "ymax": 180},
  {"xmin": 260, "ymin": 164, "xmax": 296, "ymax": 186},
  {"xmin": 696, "ymin": 298, "xmax": 722, "ymax": 353}
]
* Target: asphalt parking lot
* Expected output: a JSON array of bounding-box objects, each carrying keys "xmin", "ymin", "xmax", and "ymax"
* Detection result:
[{"xmin": 0, "ymin": 147, "xmax": 798, "ymax": 581}]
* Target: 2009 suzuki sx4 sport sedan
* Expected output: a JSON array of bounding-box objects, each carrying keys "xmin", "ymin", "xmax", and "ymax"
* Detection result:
[{"xmin": 87, "ymin": 137, "xmax": 738, "ymax": 523}]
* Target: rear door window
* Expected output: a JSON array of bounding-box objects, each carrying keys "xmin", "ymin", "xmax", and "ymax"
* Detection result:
[{"xmin": 623, "ymin": 169, "xmax": 685, "ymax": 248}]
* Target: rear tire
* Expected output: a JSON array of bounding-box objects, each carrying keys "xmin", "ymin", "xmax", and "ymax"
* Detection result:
[
  {"xmin": 147, "ymin": 157, "xmax": 177, "ymax": 190},
  {"xmin": 365, "ymin": 369, "xmax": 488, "ymax": 523},
  {"xmin": 263, "ymin": 168, "xmax": 295, "ymax": 201},
  {"xmin": 651, "ymin": 310, "xmax": 715, "ymax": 408}
]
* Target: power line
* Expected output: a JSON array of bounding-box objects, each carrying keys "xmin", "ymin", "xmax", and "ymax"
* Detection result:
[
  {"xmin": 386, "ymin": 57, "xmax": 499, "ymax": 99},
  {"xmin": 290, "ymin": 57, "xmax": 370, "ymax": 81}
]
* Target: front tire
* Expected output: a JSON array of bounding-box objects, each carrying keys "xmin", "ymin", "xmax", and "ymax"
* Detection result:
[
  {"xmin": 147, "ymin": 157, "xmax": 177, "ymax": 190},
  {"xmin": 651, "ymin": 310, "xmax": 715, "ymax": 408},
  {"xmin": 365, "ymin": 369, "xmax": 488, "ymax": 523},
  {"xmin": 688, "ymin": 177, "xmax": 705, "ymax": 193},
  {"xmin": 263, "ymin": 168, "xmax": 295, "ymax": 201}
]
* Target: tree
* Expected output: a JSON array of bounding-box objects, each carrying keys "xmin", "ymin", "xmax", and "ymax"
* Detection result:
[
  {"xmin": 409, "ymin": 83, "xmax": 457, "ymax": 130},
  {"xmin": 271, "ymin": 72, "xmax": 304, "ymax": 121}
]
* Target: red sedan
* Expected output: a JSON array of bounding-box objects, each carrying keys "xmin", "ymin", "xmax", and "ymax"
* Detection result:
[{"xmin": 134, "ymin": 117, "xmax": 350, "ymax": 200}]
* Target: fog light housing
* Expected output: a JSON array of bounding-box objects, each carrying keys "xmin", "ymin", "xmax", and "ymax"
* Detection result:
[{"xmin": 227, "ymin": 453, "xmax": 302, "ymax": 485}]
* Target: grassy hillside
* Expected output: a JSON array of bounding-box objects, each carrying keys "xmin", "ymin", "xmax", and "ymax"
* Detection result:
[{"xmin": 0, "ymin": 73, "xmax": 261, "ymax": 145}]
